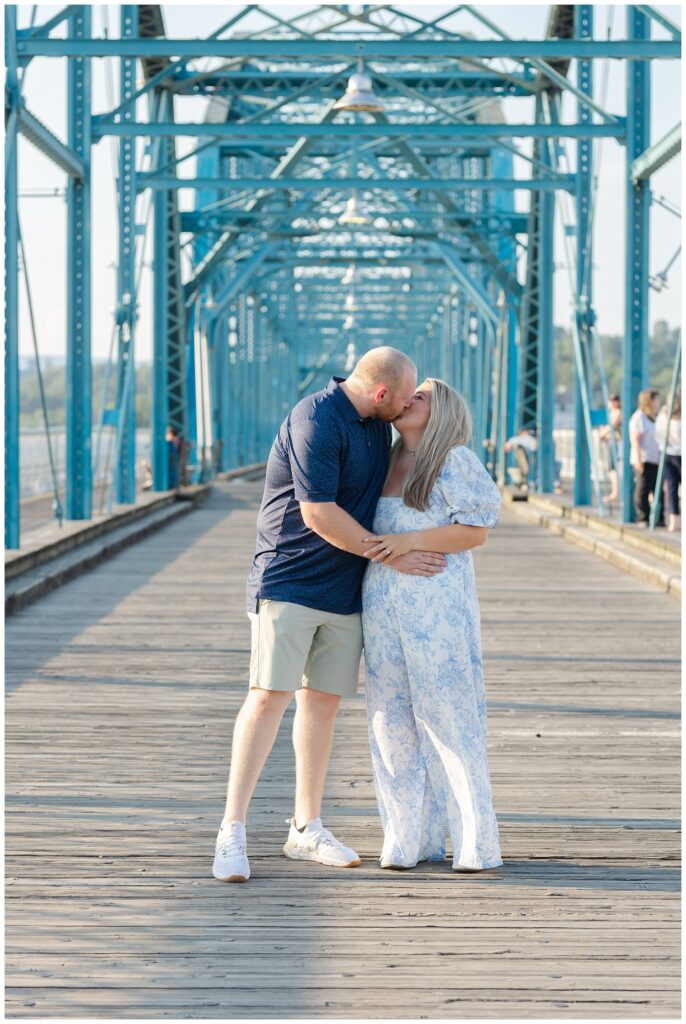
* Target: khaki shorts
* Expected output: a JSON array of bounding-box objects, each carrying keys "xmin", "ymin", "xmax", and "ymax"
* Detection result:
[{"xmin": 248, "ymin": 599, "xmax": 363, "ymax": 698}]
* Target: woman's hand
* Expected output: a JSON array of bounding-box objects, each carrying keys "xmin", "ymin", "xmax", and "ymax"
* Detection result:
[{"xmin": 361, "ymin": 532, "xmax": 418, "ymax": 563}]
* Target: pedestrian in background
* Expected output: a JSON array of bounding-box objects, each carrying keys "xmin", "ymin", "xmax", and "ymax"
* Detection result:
[
  {"xmin": 601, "ymin": 394, "xmax": 622, "ymax": 503},
  {"xmin": 629, "ymin": 389, "xmax": 664, "ymax": 527},
  {"xmin": 166, "ymin": 425, "xmax": 182, "ymax": 489},
  {"xmin": 655, "ymin": 394, "xmax": 681, "ymax": 533}
]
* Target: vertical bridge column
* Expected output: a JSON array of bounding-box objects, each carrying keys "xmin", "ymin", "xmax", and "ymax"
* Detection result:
[
  {"xmin": 152, "ymin": 90, "xmax": 170, "ymax": 491},
  {"xmin": 66, "ymin": 5, "xmax": 92, "ymax": 521},
  {"xmin": 574, "ymin": 4, "xmax": 593, "ymax": 505},
  {"xmin": 4, "ymin": 6, "xmax": 20, "ymax": 547},
  {"xmin": 622, "ymin": 7, "xmax": 651, "ymax": 522},
  {"xmin": 536, "ymin": 94, "xmax": 556, "ymax": 493},
  {"xmin": 115, "ymin": 4, "xmax": 138, "ymax": 503}
]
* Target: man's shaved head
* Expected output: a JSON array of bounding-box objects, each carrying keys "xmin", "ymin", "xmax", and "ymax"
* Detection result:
[{"xmin": 349, "ymin": 346, "xmax": 416, "ymax": 390}]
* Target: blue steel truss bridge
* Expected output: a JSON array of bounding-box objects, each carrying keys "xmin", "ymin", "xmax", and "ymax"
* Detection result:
[
  {"xmin": 4, "ymin": 4, "xmax": 682, "ymax": 548},
  {"xmin": 4, "ymin": 7, "xmax": 682, "ymax": 1019}
]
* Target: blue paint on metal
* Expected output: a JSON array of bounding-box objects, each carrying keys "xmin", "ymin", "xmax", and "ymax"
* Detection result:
[
  {"xmin": 138, "ymin": 175, "xmax": 576, "ymax": 193},
  {"xmin": 4, "ymin": 6, "xmax": 20, "ymax": 548},
  {"xmin": 114, "ymin": 4, "xmax": 138, "ymax": 504},
  {"xmin": 622, "ymin": 7, "xmax": 652, "ymax": 523},
  {"xmin": 93, "ymin": 121, "xmax": 628, "ymax": 140},
  {"xmin": 16, "ymin": 38, "xmax": 681, "ymax": 59},
  {"xmin": 574, "ymin": 4, "xmax": 593, "ymax": 506},
  {"xmin": 536, "ymin": 100, "xmax": 556, "ymax": 494},
  {"xmin": 65, "ymin": 5, "xmax": 92, "ymax": 521},
  {"xmin": 152, "ymin": 137, "xmax": 170, "ymax": 490}
]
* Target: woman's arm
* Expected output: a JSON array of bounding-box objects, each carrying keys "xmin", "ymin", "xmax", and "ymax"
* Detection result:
[{"xmin": 363, "ymin": 523, "xmax": 488, "ymax": 563}]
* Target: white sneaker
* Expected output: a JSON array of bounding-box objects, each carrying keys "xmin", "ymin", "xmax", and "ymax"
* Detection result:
[
  {"xmin": 212, "ymin": 820, "xmax": 250, "ymax": 882},
  {"xmin": 283, "ymin": 817, "xmax": 361, "ymax": 868}
]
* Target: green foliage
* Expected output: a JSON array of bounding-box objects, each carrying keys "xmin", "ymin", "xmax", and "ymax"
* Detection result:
[
  {"xmin": 554, "ymin": 321, "xmax": 680, "ymax": 402},
  {"xmin": 20, "ymin": 361, "xmax": 153, "ymax": 430},
  {"xmin": 18, "ymin": 322, "xmax": 681, "ymax": 432}
]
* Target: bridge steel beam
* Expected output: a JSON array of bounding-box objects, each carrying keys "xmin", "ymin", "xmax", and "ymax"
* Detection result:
[
  {"xmin": 631, "ymin": 122, "xmax": 681, "ymax": 182},
  {"xmin": 17, "ymin": 38, "xmax": 680, "ymax": 59},
  {"xmin": 94, "ymin": 121, "xmax": 628, "ymax": 141},
  {"xmin": 622, "ymin": 7, "xmax": 652, "ymax": 524},
  {"xmin": 574, "ymin": 4, "xmax": 594, "ymax": 506},
  {"xmin": 535, "ymin": 125, "xmax": 555, "ymax": 496},
  {"xmin": 65, "ymin": 5, "xmax": 92, "ymax": 520},
  {"xmin": 114, "ymin": 4, "xmax": 138, "ymax": 504},
  {"xmin": 18, "ymin": 106, "xmax": 86, "ymax": 177},
  {"xmin": 151, "ymin": 89, "xmax": 172, "ymax": 491},
  {"xmin": 5, "ymin": 6, "xmax": 20, "ymax": 548},
  {"xmin": 140, "ymin": 175, "xmax": 575, "ymax": 193}
]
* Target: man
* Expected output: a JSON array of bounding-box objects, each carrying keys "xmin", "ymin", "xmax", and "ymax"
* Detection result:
[{"xmin": 212, "ymin": 346, "xmax": 447, "ymax": 882}]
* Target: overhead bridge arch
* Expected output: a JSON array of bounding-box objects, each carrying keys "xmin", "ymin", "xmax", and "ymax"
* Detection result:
[{"xmin": 5, "ymin": 4, "xmax": 681, "ymax": 546}]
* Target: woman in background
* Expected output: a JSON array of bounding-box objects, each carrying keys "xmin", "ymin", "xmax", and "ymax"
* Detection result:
[
  {"xmin": 655, "ymin": 394, "xmax": 681, "ymax": 532},
  {"xmin": 629, "ymin": 388, "xmax": 663, "ymax": 527}
]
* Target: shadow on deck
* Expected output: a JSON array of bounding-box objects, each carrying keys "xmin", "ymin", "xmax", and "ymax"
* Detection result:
[{"xmin": 5, "ymin": 482, "xmax": 681, "ymax": 1018}]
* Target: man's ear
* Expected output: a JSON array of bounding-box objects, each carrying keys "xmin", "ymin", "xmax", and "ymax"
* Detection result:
[{"xmin": 373, "ymin": 386, "xmax": 388, "ymax": 404}]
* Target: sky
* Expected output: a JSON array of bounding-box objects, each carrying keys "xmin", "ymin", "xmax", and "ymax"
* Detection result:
[{"xmin": 13, "ymin": 2, "xmax": 683, "ymax": 363}]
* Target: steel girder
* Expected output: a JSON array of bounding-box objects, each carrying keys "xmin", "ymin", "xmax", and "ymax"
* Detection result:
[
  {"xmin": 573, "ymin": 4, "xmax": 594, "ymax": 506},
  {"xmin": 65, "ymin": 6, "xmax": 92, "ymax": 519},
  {"xmin": 17, "ymin": 38, "xmax": 680, "ymax": 59},
  {"xmin": 147, "ymin": 50, "xmax": 188, "ymax": 489},
  {"xmin": 4, "ymin": 4, "xmax": 681, "ymax": 547},
  {"xmin": 622, "ymin": 8, "xmax": 652, "ymax": 523},
  {"xmin": 5, "ymin": 7, "xmax": 20, "ymax": 547},
  {"xmin": 112, "ymin": 5, "xmax": 138, "ymax": 504}
]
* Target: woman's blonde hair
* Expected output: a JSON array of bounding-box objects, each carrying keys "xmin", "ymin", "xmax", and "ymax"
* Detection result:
[
  {"xmin": 390, "ymin": 378, "xmax": 472, "ymax": 511},
  {"xmin": 638, "ymin": 388, "xmax": 660, "ymax": 416}
]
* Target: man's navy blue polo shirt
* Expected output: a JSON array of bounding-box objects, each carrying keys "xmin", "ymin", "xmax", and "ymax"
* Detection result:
[{"xmin": 245, "ymin": 377, "xmax": 391, "ymax": 616}]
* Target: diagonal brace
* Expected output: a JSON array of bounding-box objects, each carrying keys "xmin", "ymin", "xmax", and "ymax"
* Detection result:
[{"xmin": 18, "ymin": 105, "xmax": 86, "ymax": 178}]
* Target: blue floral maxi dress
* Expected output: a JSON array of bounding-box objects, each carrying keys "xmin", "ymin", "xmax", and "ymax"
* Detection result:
[{"xmin": 361, "ymin": 445, "xmax": 503, "ymax": 870}]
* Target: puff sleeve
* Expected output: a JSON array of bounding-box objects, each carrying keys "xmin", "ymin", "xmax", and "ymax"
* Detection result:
[{"xmin": 436, "ymin": 445, "xmax": 501, "ymax": 528}]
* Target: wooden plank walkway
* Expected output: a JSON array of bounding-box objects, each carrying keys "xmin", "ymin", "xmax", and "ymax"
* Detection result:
[{"xmin": 5, "ymin": 481, "xmax": 681, "ymax": 1019}]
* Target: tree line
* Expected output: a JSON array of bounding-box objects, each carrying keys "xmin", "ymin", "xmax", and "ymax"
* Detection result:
[{"xmin": 19, "ymin": 322, "xmax": 681, "ymax": 430}]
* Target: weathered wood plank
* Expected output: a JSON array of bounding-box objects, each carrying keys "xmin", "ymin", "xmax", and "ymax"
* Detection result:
[{"xmin": 5, "ymin": 483, "xmax": 681, "ymax": 1019}]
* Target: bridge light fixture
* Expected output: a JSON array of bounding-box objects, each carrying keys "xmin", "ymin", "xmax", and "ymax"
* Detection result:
[
  {"xmin": 334, "ymin": 61, "xmax": 384, "ymax": 113},
  {"xmin": 339, "ymin": 190, "xmax": 369, "ymax": 225},
  {"xmin": 341, "ymin": 263, "xmax": 356, "ymax": 285},
  {"xmin": 344, "ymin": 341, "xmax": 357, "ymax": 371}
]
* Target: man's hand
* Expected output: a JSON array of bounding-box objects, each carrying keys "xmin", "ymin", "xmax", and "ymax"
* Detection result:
[{"xmin": 390, "ymin": 551, "xmax": 447, "ymax": 577}]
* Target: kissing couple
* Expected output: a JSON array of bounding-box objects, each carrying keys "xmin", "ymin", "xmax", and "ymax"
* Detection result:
[{"xmin": 213, "ymin": 346, "xmax": 503, "ymax": 879}]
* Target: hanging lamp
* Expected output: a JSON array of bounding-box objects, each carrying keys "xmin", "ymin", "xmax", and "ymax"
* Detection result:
[
  {"xmin": 334, "ymin": 60, "xmax": 384, "ymax": 113},
  {"xmin": 339, "ymin": 190, "xmax": 369, "ymax": 225}
]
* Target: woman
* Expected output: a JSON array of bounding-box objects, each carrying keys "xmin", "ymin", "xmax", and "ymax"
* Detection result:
[
  {"xmin": 629, "ymin": 388, "xmax": 663, "ymax": 527},
  {"xmin": 361, "ymin": 378, "xmax": 502, "ymax": 872},
  {"xmin": 655, "ymin": 394, "xmax": 681, "ymax": 532}
]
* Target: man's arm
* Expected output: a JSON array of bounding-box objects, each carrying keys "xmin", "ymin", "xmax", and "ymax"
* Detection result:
[
  {"xmin": 300, "ymin": 502, "xmax": 446, "ymax": 576},
  {"xmin": 300, "ymin": 501, "xmax": 376, "ymax": 557}
]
